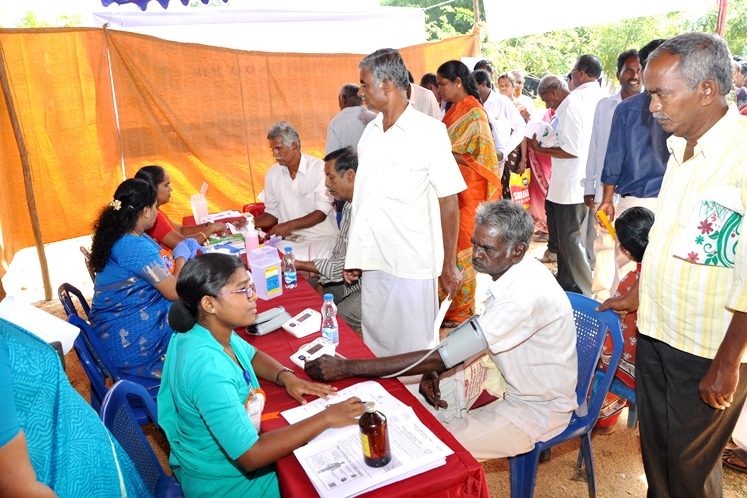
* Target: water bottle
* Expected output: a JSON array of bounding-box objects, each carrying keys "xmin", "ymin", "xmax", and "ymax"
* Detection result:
[
  {"xmin": 321, "ymin": 293, "xmax": 339, "ymax": 345},
  {"xmin": 283, "ymin": 246, "xmax": 297, "ymax": 289}
]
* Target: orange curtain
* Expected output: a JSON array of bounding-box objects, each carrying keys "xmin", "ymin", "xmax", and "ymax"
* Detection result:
[{"xmin": 0, "ymin": 27, "xmax": 478, "ymax": 281}]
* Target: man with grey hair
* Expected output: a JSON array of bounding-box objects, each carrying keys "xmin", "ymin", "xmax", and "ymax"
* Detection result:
[
  {"xmin": 325, "ymin": 84, "xmax": 375, "ymax": 154},
  {"xmin": 511, "ymin": 69, "xmax": 534, "ymax": 121},
  {"xmin": 602, "ymin": 32, "xmax": 747, "ymax": 496},
  {"xmin": 254, "ymin": 121, "xmax": 338, "ymax": 259},
  {"xmin": 307, "ymin": 200, "xmax": 578, "ymax": 459},
  {"xmin": 530, "ymin": 56, "xmax": 605, "ymax": 297},
  {"xmin": 345, "ymin": 48, "xmax": 466, "ymax": 357}
]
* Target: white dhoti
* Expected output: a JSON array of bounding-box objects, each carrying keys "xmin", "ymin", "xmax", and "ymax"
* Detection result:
[
  {"xmin": 405, "ymin": 366, "xmax": 535, "ymax": 460},
  {"xmin": 361, "ymin": 270, "xmax": 437, "ymax": 357}
]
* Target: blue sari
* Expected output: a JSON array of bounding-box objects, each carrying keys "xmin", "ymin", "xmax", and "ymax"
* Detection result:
[
  {"xmin": 0, "ymin": 318, "xmax": 149, "ymax": 497},
  {"xmin": 90, "ymin": 233, "xmax": 173, "ymax": 380}
]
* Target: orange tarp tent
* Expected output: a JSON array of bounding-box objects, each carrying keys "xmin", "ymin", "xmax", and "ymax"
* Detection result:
[{"xmin": 0, "ymin": 27, "xmax": 478, "ymax": 295}]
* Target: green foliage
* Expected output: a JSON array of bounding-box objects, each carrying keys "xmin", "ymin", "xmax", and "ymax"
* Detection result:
[
  {"xmin": 14, "ymin": 11, "xmax": 82, "ymax": 28},
  {"xmin": 381, "ymin": 0, "xmax": 485, "ymax": 41},
  {"xmin": 483, "ymin": 1, "xmax": 747, "ymax": 86}
]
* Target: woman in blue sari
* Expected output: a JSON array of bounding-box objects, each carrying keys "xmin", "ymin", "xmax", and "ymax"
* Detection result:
[
  {"xmin": 89, "ymin": 178, "xmax": 200, "ymax": 381},
  {"xmin": 0, "ymin": 318, "xmax": 149, "ymax": 497}
]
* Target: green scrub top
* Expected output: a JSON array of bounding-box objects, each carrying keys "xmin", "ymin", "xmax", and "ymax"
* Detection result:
[{"xmin": 158, "ymin": 324, "xmax": 280, "ymax": 497}]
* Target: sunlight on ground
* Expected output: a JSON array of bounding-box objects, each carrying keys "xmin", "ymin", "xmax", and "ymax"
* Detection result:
[{"xmin": 2, "ymin": 235, "xmax": 94, "ymax": 303}]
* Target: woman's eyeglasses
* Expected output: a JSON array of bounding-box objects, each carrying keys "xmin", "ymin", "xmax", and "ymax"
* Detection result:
[{"xmin": 218, "ymin": 284, "xmax": 256, "ymax": 300}]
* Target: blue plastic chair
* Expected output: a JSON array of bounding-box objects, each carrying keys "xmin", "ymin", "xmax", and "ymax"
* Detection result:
[
  {"xmin": 508, "ymin": 292, "xmax": 624, "ymax": 498},
  {"xmin": 100, "ymin": 380, "xmax": 183, "ymax": 498},
  {"xmin": 58, "ymin": 283, "xmax": 160, "ymax": 419}
]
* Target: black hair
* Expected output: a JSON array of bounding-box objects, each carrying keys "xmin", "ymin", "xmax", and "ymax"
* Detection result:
[
  {"xmin": 615, "ymin": 207, "xmax": 655, "ymax": 263},
  {"xmin": 472, "ymin": 69, "xmax": 492, "ymax": 87},
  {"xmin": 474, "ymin": 59, "xmax": 494, "ymax": 75},
  {"xmin": 574, "ymin": 54, "xmax": 603, "ymax": 79},
  {"xmin": 324, "ymin": 146, "xmax": 358, "ymax": 174},
  {"xmin": 340, "ymin": 84, "xmax": 362, "ymax": 106},
  {"xmin": 639, "ymin": 39, "xmax": 666, "ymax": 69},
  {"xmin": 616, "ymin": 49, "xmax": 639, "ymax": 75},
  {"xmin": 168, "ymin": 253, "xmax": 245, "ymax": 333},
  {"xmin": 420, "ymin": 72, "xmax": 437, "ymax": 88},
  {"xmin": 134, "ymin": 164, "xmax": 166, "ymax": 190},
  {"xmin": 89, "ymin": 178, "xmax": 156, "ymax": 273},
  {"xmin": 437, "ymin": 60, "xmax": 482, "ymax": 104}
]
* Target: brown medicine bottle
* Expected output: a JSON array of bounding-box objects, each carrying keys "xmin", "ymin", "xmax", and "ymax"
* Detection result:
[{"xmin": 359, "ymin": 401, "xmax": 391, "ymax": 467}]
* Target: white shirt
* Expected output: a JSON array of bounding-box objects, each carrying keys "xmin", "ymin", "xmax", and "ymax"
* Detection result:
[
  {"xmin": 517, "ymin": 93, "xmax": 535, "ymax": 118},
  {"xmin": 263, "ymin": 153, "xmax": 339, "ymax": 243},
  {"xmin": 410, "ymin": 83, "xmax": 442, "ymax": 121},
  {"xmin": 547, "ymin": 81, "xmax": 605, "ymax": 204},
  {"xmin": 483, "ymin": 90, "xmax": 526, "ymax": 155},
  {"xmin": 584, "ymin": 91, "xmax": 623, "ymax": 202},
  {"xmin": 346, "ymin": 104, "xmax": 466, "ymax": 279},
  {"xmin": 478, "ymin": 256, "xmax": 578, "ymax": 441},
  {"xmin": 325, "ymin": 105, "xmax": 376, "ymax": 154}
]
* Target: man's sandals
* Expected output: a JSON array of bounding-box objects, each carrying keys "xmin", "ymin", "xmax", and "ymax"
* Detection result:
[{"xmin": 723, "ymin": 446, "xmax": 747, "ymax": 474}]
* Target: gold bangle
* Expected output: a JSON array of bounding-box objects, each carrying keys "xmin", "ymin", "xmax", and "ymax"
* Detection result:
[
  {"xmin": 275, "ymin": 367, "xmax": 294, "ymax": 386},
  {"xmin": 198, "ymin": 231, "xmax": 207, "ymax": 242}
]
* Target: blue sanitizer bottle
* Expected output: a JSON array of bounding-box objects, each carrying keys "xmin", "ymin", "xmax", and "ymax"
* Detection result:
[
  {"xmin": 321, "ymin": 294, "xmax": 339, "ymax": 345},
  {"xmin": 283, "ymin": 246, "xmax": 297, "ymax": 289}
]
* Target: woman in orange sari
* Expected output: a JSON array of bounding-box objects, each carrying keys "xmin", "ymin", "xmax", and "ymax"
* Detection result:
[{"xmin": 436, "ymin": 61, "xmax": 501, "ymax": 325}]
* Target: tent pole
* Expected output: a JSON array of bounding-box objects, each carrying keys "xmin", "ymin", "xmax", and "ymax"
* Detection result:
[
  {"xmin": 0, "ymin": 43, "xmax": 53, "ymax": 301},
  {"xmin": 472, "ymin": 0, "xmax": 481, "ymax": 24},
  {"xmin": 717, "ymin": 0, "xmax": 728, "ymax": 36}
]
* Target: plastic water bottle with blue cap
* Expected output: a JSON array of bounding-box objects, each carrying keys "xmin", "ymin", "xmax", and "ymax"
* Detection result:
[
  {"xmin": 283, "ymin": 246, "xmax": 297, "ymax": 289},
  {"xmin": 321, "ymin": 294, "xmax": 339, "ymax": 345}
]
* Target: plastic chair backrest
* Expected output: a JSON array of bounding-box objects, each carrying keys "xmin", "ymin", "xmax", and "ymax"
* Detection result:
[
  {"xmin": 566, "ymin": 291, "xmax": 624, "ymax": 427},
  {"xmin": 100, "ymin": 380, "xmax": 183, "ymax": 498},
  {"xmin": 58, "ymin": 282, "xmax": 91, "ymax": 320}
]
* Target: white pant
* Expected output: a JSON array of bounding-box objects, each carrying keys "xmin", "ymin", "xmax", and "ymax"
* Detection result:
[
  {"xmin": 361, "ymin": 270, "xmax": 437, "ymax": 357},
  {"xmin": 734, "ymin": 403, "xmax": 747, "ymax": 451},
  {"xmin": 591, "ymin": 195, "xmax": 658, "ymax": 301},
  {"xmin": 406, "ymin": 366, "xmax": 535, "ymax": 460}
]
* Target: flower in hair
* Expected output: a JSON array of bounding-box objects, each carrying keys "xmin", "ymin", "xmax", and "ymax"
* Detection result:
[{"xmin": 110, "ymin": 199, "xmax": 122, "ymax": 211}]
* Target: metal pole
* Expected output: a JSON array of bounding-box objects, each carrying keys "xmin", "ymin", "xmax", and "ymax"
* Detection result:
[
  {"xmin": 0, "ymin": 42, "xmax": 53, "ymax": 301},
  {"xmin": 472, "ymin": 0, "xmax": 481, "ymax": 24}
]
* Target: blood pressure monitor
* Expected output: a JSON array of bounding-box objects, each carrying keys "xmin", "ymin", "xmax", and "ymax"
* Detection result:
[
  {"xmin": 290, "ymin": 337, "xmax": 336, "ymax": 368},
  {"xmin": 282, "ymin": 308, "xmax": 322, "ymax": 338}
]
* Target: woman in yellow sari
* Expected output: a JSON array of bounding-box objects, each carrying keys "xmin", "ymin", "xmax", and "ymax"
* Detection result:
[{"xmin": 436, "ymin": 60, "xmax": 501, "ymax": 325}]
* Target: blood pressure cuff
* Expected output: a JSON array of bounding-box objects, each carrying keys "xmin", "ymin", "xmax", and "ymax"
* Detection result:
[{"xmin": 437, "ymin": 316, "xmax": 489, "ymax": 369}]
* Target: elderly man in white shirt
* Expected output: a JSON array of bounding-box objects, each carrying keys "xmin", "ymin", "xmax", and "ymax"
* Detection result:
[
  {"xmin": 254, "ymin": 121, "xmax": 339, "ymax": 260},
  {"xmin": 346, "ymin": 48, "xmax": 466, "ymax": 357},
  {"xmin": 306, "ymin": 200, "xmax": 578, "ymax": 460},
  {"xmin": 529, "ymin": 56, "xmax": 605, "ymax": 297},
  {"xmin": 583, "ymin": 50, "xmax": 642, "ymax": 301}
]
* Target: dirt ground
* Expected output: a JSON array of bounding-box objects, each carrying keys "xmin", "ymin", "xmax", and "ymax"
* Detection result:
[{"xmin": 10, "ymin": 236, "xmax": 747, "ymax": 497}]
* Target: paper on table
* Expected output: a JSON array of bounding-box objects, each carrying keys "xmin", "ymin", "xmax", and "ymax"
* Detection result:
[
  {"xmin": 0, "ymin": 296, "xmax": 80, "ymax": 354},
  {"xmin": 288, "ymin": 381, "xmax": 453, "ymax": 498},
  {"xmin": 282, "ymin": 381, "xmax": 408, "ymax": 433}
]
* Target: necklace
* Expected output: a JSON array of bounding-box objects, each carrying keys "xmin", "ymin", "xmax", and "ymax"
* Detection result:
[{"xmin": 130, "ymin": 230, "xmax": 141, "ymax": 237}]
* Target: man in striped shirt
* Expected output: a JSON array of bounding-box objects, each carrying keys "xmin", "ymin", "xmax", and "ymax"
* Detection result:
[
  {"xmin": 294, "ymin": 147, "xmax": 361, "ymax": 332},
  {"xmin": 603, "ymin": 33, "xmax": 747, "ymax": 497}
]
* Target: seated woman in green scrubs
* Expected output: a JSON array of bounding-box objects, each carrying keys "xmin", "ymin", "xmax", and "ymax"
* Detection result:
[{"xmin": 157, "ymin": 253, "xmax": 363, "ymax": 497}]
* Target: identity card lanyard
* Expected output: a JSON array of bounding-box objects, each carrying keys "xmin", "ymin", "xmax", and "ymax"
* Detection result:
[{"xmin": 242, "ymin": 367, "xmax": 266, "ymax": 433}]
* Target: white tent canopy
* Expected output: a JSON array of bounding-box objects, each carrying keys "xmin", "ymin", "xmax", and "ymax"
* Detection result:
[
  {"xmin": 91, "ymin": 2, "xmax": 426, "ymax": 53},
  {"xmin": 484, "ymin": 0, "xmax": 713, "ymax": 41}
]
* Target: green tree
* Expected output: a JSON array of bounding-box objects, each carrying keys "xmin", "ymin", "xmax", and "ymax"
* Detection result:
[
  {"xmin": 381, "ymin": 0, "xmax": 485, "ymax": 41},
  {"xmin": 13, "ymin": 11, "xmax": 81, "ymax": 28}
]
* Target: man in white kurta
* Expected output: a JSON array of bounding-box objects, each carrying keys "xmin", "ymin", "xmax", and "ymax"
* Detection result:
[
  {"xmin": 346, "ymin": 49, "xmax": 466, "ymax": 357},
  {"xmin": 255, "ymin": 121, "xmax": 338, "ymax": 260}
]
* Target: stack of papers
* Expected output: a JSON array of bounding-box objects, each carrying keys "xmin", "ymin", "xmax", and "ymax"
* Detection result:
[{"xmin": 281, "ymin": 381, "xmax": 453, "ymax": 498}]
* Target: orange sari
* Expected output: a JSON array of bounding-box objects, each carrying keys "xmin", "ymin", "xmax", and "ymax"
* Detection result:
[{"xmin": 441, "ymin": 96, "xmax": 501, "ymax": 322}]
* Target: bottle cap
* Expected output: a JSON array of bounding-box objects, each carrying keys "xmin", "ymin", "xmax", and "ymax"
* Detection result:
[
  {"xmin": 364, "ymin": 401, "xmax": 376, "ymax": 413},
  {"xmin": 284, "ymin": 246, "xmax": 292, "ymax": 252},
  {"xmin": 323, "ymin": 293, "xmax": 333, "ymax": 300}
]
